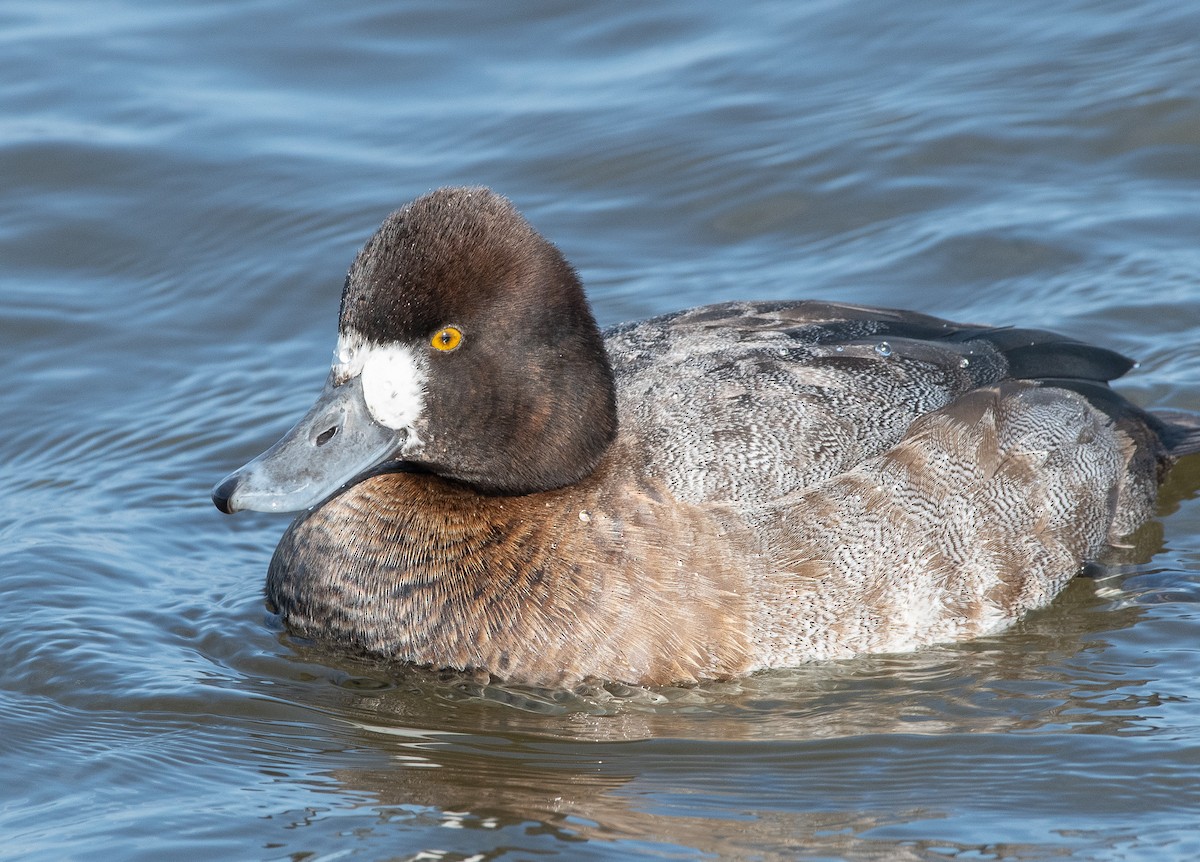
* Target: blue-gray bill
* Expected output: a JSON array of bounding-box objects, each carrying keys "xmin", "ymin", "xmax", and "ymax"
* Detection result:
[{"xmin": 212, "ymin": 374, "xmax": 405, "ymax": 514}]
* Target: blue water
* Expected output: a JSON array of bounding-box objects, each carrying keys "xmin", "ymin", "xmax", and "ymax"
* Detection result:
[{"xmin": 3, "ymin": 1, "xmax": 1200, "ymax": 859}]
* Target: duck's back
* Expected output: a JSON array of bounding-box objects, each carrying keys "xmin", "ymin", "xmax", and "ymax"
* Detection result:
[{"xmin": 606, "ymin": 300, "xmax": 1136, "ymax": 508}]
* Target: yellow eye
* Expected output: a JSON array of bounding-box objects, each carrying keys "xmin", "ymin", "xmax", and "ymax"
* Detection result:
[{"xmin": 431, "ymin": 325, "xmax": 463, "ymax": 352}]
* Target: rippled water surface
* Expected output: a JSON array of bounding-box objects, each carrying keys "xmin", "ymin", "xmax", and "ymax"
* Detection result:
[{"xmin": 3, "ymin": 1, "xmax": 1200, "ymax": 860}]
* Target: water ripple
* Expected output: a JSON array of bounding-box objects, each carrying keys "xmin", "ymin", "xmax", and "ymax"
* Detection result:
[{"xmin": 2, "ymin": 0, "xmax": 1199, "ymax": 859}]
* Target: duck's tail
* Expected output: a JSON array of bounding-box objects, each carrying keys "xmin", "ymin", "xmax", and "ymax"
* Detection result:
[
  {"xmin": 1032, "ymin": 379, "xmax": 1200, "ymax": 480},
  {"xmin": 1152, "ymin": 410, "xmax": 1200, "ymax": 459}
]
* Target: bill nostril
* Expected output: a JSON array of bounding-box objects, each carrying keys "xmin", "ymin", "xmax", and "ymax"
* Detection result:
[{"xmin": 315, "ymin": 426, "xmax": 338, "ymax": 446}]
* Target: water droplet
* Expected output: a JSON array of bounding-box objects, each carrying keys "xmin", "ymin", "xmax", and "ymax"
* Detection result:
[
  {"xmin": 959, "ymin": 357, "xmax": 970, "ymax": 368},
  {"xmin": 579, "ymin": 511, "xmax": 591, "ymax": 523},
  {"xmin": 834, "ymin": 344, "xmax": 844, "ymax": 352},
  {"xmin": 874, "ymin": 341, "xmax": 893, "ymax": 358},
  {"xmin": 337, "ymin": 344, "xmax": 355, "ymax": 364}
]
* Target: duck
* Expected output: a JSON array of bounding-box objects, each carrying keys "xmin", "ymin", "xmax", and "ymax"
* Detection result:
[{"xmin": 212, "ymin": 186, "xmax": 1199, "ymax": 688}]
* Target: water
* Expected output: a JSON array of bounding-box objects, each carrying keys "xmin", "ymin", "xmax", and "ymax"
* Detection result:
[{"xmin": 3, "ymin": 1, "xmax": 1200, "ymax": 859}]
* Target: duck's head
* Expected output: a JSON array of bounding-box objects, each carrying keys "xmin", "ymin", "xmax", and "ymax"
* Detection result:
[{"xmin": 212, "ymin": 187, "xmax": 617, "ymax": 514}]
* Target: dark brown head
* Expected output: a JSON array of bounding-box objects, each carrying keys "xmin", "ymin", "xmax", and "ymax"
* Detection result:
[{"xmin": 212, "ymin": 187, "xmax": 618, "ymax": 514}]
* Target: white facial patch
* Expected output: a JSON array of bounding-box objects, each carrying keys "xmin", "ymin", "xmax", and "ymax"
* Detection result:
[{"xmin": 335, "ymin": 330, "xmax": 428, "ymax": 432}]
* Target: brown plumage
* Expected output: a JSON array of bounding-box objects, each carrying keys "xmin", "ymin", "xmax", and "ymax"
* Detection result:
[
  {"xmin": 270, "ymin": 442, "xmax": 753, "ymax": 686},
  {"xmin": 213, "ymin": 187, "xmax": 1200, "ymax": 688}
]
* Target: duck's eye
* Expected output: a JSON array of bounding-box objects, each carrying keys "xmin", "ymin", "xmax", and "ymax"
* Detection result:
[{"xmin": 431, "ymin": 326, "xmax": 463, "ymax": 352}]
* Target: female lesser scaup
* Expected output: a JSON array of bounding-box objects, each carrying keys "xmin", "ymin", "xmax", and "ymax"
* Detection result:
[{"xmin": 213, "ymin": 187, "xmax": 1199, "ymax": 687}]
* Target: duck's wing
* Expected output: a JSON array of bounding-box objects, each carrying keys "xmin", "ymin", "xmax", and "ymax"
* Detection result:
[
  {"xmin": 605, "ymin": 300, "xmax": 1134, "ymax": 506},
  {"xmin": 746, "ymin": 378, "xmax": 1172, "ymax": 665}
]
